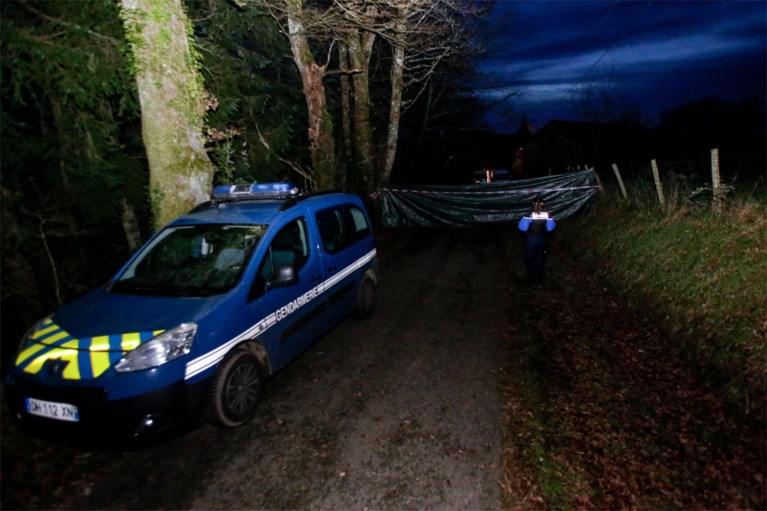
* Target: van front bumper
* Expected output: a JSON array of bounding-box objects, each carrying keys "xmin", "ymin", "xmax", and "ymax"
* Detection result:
[{"xmin": 4, "ymin": 374, "xmax": 209, "ymax": 449}]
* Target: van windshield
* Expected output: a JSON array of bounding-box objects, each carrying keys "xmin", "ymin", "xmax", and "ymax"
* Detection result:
[{"xmin": 112, "ymin": 224, "xmax": 266, "ymax": 297}]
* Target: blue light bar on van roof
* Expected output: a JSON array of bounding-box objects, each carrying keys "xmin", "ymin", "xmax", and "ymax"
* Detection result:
[{"xmin": 212, "ymin": 183, "xmax": 300, "ymax": 201}]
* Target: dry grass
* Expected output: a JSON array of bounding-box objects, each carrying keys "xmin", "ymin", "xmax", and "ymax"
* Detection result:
[
  {"xmin": 500, "ymin": 218, "xmax": 766, "ymax": 510},
  {"xmin": 560, "ymin": 192, "xmax": 767, "ymax": 418}
]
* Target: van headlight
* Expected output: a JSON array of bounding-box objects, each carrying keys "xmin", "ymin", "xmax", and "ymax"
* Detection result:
[{"xmin": 115, "ymin": 323, "xmax": 197, "ymax": 372}]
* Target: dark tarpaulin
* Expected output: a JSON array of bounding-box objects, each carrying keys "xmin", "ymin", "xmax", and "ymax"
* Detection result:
[{"xmin": 381, "ymin": 168, "xmax": 600, "ymax": 227}]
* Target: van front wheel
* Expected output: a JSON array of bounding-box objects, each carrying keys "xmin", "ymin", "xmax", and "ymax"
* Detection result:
[{"xmin": 206, "ymin": 348, "xmax": 263, "ymax": 428}]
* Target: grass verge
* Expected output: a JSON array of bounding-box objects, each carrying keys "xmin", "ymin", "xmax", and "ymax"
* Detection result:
[
  {"xmin": 500, "ymin": 193, "xmax": 766, "ymax": 510},
  {"xmin": 558, "ymin": 196, "xmax": 766, "ymax": 418}
]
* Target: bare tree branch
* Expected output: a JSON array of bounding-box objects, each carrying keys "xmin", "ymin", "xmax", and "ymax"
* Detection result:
[{"xmin": 18, "ymin": 1, "xmax": 121, "ymax": 44}]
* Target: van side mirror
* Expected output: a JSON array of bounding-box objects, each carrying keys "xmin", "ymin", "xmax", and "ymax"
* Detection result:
[{"xmin": 265, "ymin": 264, "xmax": 298, "ymax": 291}]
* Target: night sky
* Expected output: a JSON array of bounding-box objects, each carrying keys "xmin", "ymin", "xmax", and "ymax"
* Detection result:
[{"xmin": 476, "ymin": 0, "xmax": 767, "ymax": 132}]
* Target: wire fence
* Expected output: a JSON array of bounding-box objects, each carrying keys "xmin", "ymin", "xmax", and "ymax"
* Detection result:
[{"xmin": 601, "ymin": 149, "xmax": 766, "ymax": 212}]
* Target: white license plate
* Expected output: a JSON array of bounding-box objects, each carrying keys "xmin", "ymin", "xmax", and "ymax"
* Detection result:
[{"xmin": 25, "ymin": 397, "xmax": 80, "ymax": 422}]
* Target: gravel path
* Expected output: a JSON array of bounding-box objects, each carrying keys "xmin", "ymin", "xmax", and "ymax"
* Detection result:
[
  {"xmin": 2, "ymin": 226, "xmax": 506, "ymax": 510},
  {"xmin": 189, "ymin": 226, "xmax": 505, "ymax": 510}
]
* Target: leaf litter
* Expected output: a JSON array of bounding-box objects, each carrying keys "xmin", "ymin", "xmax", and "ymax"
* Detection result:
[{"xmin": 501, "ymin": 239, "xmax": 766, "ymax": 510}]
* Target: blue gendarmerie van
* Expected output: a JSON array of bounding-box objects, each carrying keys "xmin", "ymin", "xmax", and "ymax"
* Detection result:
[{"xmin": 5, "ymin": 183, "xmax": 379, "ymax": 447}]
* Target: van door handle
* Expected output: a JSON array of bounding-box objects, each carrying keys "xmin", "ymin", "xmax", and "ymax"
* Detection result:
[
  {"xmin": 327, "ymin": 265, "xmax": 337, "ymax": 272},
  {"xmin": 312, "ymin": 275, "xmax": 321, "ymax": 283}
]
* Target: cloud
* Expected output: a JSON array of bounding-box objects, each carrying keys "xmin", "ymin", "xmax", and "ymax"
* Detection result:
[{"xmin": 475, "ymin": 0, "xmax": 766, "ymax": 130}]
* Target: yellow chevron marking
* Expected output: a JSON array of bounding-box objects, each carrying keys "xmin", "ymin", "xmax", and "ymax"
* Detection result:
[
  {"xmin": 38, "ymin": 330, "xmax": 69, "ymax": 345},
  {"xmin": 121, "ymin": 332, "xmax": 141, "ymax": 351},
  {"xmin": 32, "ymin": 322, "xmax": 59, "ymax": 339},
  {"xmin": 60, "ymin": 340, "xmax": 81, "ymax": 379},
  {"xmin": 16, "ymin": 342, "xmax": 47, "ymax": 366},
  {"xmin": 90, "ymin": 335, "xmax": 111, "ymax": 351},
  {"xmin": 22, "ymin": 344, "xmax": 81, "ymax": 380},
  {"xmin": 18, "ymin": 323, "xmax": 165, "ymax": 380},
  {"xmin": 91, "ymin": 351, "xmax": 111, "ymax": 378}
]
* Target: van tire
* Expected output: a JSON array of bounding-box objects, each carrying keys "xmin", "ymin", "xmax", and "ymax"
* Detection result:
[
  {"xmin": 353, "ymin": 272, "xmax": 376, "ymax": 319},
  {"xmin": 206, "ymin": 347, "xmax": 263, "ymax": 428}
]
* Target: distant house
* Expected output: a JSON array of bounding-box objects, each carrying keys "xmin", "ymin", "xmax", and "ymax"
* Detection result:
[{"xmin": 524, "ymin": 120, "xmax": 656, "ymax": 178}]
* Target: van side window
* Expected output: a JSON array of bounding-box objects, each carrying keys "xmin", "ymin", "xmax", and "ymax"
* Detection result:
[
  {"xmin": 348, "ymin": 206, "xmax": 370, "ymax": 238},
  {"xmin": 317, "ymin": 205, "xmax": 370, "ymax": 253},
  {"xmin": 316, "ymin": 206, "xmax": 349, "ymax": 253},
  {"xmin": 251, "ymin": 218, "xmax": 309, "ymax": 299}
]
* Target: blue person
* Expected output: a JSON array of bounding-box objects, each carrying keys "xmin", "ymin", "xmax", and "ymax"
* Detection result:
[{"xmin": 517, "ymin": 196, "xmax": 556, "ymax": 284}]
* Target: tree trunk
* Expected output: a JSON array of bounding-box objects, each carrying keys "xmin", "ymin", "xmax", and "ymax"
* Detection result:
[
  {"xmin": 338, "ymin": 44, "xmax": 352, "ymax": 188},
  {"xmin": 285, "ymin": 0, "xmax": 335, "ymax": 190},
  {"xmin": 418, "ymin": 82, "xmax": 435, "ymax": 148},
  {"xmin": 378, "ymin": 21, "xmax": 406, "ymax": 187},
  {"xmin": 120, "ymin": 197, "xmax": 143, "ymax": 252},
  {"xmin": 120, "ymin": 0, "xmax": 215, "ymax": 230},
  {"xmin": 346, "ymin": 29, "xmax": 376, "ymax": 190}
]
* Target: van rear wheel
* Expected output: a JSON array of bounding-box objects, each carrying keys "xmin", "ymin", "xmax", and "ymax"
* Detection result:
[
  {"xmin": 206, "ymin": 348, "xmax": 263, "ymax": 428},
  {"xmin": 353, "ymin": 272, "xmax": 376, "ymax": 318}
]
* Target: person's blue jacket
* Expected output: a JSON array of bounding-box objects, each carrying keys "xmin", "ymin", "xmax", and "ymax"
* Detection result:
[{"xmin": 518, "ymin": 216, "xmax": 555, "ymax": 234}]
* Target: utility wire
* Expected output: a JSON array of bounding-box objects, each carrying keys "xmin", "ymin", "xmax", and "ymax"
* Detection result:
[
  {"xmin": 522, "ymin": 0, "xmax": 654, "ymax": 123},
  {"xmin": 524, "ymin": 0, "xmax": 622, "ymax": 120}
]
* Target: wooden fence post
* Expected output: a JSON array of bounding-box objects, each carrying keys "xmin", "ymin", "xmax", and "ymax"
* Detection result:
[
  {"xmin": 611, "ymin": 163, "xmax": 628, "ymax": 200},
  {"xmin": 592, "ymin": 169, "xmax": 603, "ymax": 191},
  {"xmin": 650, "ymin": 159, "xmax": 665, "ymax": 207},
  {"xmin": 711, "ymin": 148, "xmax": 722, "ymax": 212}
]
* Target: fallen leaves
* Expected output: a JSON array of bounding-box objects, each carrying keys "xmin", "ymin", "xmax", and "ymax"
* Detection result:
[{"xmin": 501, "ymin": 242, "xmax": 766, "ymax": 510}]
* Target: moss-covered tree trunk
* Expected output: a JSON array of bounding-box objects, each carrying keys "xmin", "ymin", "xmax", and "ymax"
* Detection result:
[
  {"xmin": 346, "ymin": 29, "xmax": 376, "ymax": 191},
  {"xmin": 338, "ymin": 44, "xmax": 352, "ymax": 188},
  {"xmin": 120, "ymin": 0, "xmax": 215, "ymax": 230}
]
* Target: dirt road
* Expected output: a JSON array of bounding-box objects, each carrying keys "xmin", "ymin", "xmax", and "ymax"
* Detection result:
[
  {"xmin": 2, "ymin": 226, "xmax": 508, "ymax": 510},
  {"xmin": 4, "ymin": 224, "xmax": 764, "ymax": 510}
]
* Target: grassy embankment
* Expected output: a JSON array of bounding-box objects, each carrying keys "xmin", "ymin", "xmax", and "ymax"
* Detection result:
[
  {"xmin": 499, "ymin": 183, "xmax": 766, "ymax": 509},
  {"xmin": 558, "ymin": 186, "xmax": 766, "ymax": 414}
]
